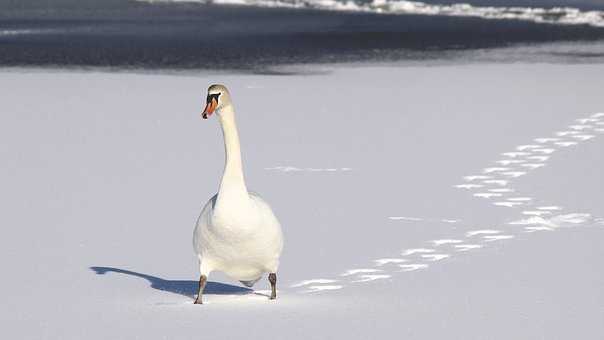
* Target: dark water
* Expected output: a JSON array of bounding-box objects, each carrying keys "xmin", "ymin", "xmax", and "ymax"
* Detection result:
[{"xmin": 1, "ymin": 0, "xmax": 604, "ymax": 71}]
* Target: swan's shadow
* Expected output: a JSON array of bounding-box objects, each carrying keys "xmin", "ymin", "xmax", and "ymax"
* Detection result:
[{"xmin": 90, "ymin": 267, "xmax": 262, "ymax": 299}]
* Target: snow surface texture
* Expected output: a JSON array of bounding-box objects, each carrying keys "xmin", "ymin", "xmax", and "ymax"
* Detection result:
[
  {"xmin": 289, "ymin": 111, "xmax": 604, "ymax": 293},
  {"xmin": 1, "ymin": 64, "xmax": 603, "ymax": 339},
  {"xmin": 138, "ymin": 0, "xmax": 604, "ymax": 27}
]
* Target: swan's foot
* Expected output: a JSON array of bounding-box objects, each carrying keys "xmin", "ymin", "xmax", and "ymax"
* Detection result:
[
  {"xmin": 194, "ymin": 274, "xmax": 207, "ymax": 304},
  {"xmin": 269, "ymin": 273, "xmax": 277, "ymax": 300}
]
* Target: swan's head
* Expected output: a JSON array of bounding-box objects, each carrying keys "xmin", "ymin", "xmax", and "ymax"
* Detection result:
[{"xmin": 201, "ymin": 84, "xmax": 232, "ymax": 119}]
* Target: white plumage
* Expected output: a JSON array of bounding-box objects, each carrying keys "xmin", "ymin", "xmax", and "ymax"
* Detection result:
[
  {"xmin": 193, "ymin": 192, "xmax": 283, "ymax": 284},
  {"xmin": 192, "ymin": 84, "xmax": 283, "ymax": 303}
]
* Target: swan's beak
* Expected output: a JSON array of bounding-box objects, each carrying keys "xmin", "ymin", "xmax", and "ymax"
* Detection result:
[{"xmin": 202, "ymin": 97, "xmax": 218, "ymax": 119}]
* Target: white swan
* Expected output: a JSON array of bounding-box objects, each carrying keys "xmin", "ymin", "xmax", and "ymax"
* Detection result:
[{"xmin": 193, "ymin": 84, "xmax": 284, "ymax": 304}]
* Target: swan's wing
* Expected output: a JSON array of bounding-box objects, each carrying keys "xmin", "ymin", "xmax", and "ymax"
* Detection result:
[
  {"xmin": 193, "ymin": 194, "xmax": 217, "ymax": 254},
  {"xmin": 248, "ymin": 191, "xmax": 284, "ymax": 265}
]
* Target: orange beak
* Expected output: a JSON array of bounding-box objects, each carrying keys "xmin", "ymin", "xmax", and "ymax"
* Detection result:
[{"xmin": 202, "ymin": 98, "xmax": 218, "ymax": 119}]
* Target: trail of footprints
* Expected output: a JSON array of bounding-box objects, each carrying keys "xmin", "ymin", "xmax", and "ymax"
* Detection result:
[{"xmin": 291, "ymin": 112, "xmax": 604, "ymax": 293}]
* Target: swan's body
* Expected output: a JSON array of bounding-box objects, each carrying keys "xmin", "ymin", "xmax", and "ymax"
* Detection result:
[
  {"xmin": 192, "ymin": 84, "xmax": 283, "ymax": 303},
  {"xmin": 193, "ymin": 192, "xmax": 283, "ymax": 284}
]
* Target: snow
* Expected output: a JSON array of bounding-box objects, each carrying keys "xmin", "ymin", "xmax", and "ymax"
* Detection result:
[{"xmin": 1, "ymin": 63, "xmax": 604, "ymax": 339}]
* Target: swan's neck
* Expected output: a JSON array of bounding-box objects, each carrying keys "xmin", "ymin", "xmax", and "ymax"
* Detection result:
[{"xmin": 216, "ymin": 106, "xmax": 249, "ymax": 208}]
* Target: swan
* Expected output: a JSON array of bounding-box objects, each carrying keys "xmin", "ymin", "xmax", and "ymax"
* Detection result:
[{"xmin": 192, "ymin": 84, "xmax": 284, "ymax": 304}]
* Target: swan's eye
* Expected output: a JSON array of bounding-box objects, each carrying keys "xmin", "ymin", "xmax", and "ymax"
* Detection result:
[
  {"xmin": 202, "ymin": 92, "xmax": 221, "ymax": 119},
  {"xmin": 207, "ymin": 93, "xmax": 221, "ymax": 105}
]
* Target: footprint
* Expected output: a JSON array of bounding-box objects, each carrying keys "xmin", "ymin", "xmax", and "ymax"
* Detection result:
[
  {"xmin": 507, "ymin": 197, "xmax": 532, "ymax": 202},
  {"xmin": 556, "ymin": 131, "xmax": 580, "ymax": 136},
  {"xmin": 516, "ymin": 145, "xmax": 541, "ymax": 151},
  {"xmin": 474, "ymin": 193, "xmax": 503, "ymax": 198},
  {"xmin": 265, "ymin": 166, "xmax": 302, "ymax": 172},
  {"xmin": 375, "ymin": 258, "xmax": 407, "ymax": 266},
  {"xmin": 550, "ymin": 213, "xmax": 591, "ymax": 225},
  {"xmin": 520, "ymin": 163, "xmax": 545, "ymax": 169},
  {"xmin": 421, "ymin": 254, "xmax": 450, "ymax": 261},
  {"xmin": 527, "ymin": 155, "xmax": 549, "ymax": 162},
  {"xmin": 502, "ymin": 171, "xmax": 526, "ymax": 178},
  {"xmin": 502, "ymin": 152, "xmax": 530, "ymax": 158},
  {"xmin": 402, "ymin": 248, "xmax": 435, "ymax": 256},
  {"xmin": 577, "ymin": 118, "xmax": 598, "ymax": 124},
  {"xmin": 454, "ymin": 244, "xmax": 483, "ymax": 251},
  {"xmin": 511, "ymin": 213, "xmax": 591, "ymax": 229},
  {"xmin": 508, "ymin": 216, "xmax": 554, "ymax": 227},
  {"xmin": 496, "ymin": 160, "xmax": 525, "ymax": 165},
  {"xmin": 291, "ymin": 279, "xmax": 339, "ymax": 288},
  {"xmin": 390, "ymin": 216, "xmax": 460, "ymax": 224},
  {"xmin": 569, "ymin": 125, "xmax": 592, "ymax": 130},
  {"xmin": 431, "ymin": 239, "xmax": 463, "ymax": 246},
  {"xmin": 483, "ymin": 179, "xmax": 509, "ymax": 186},
  {"xmin": 341, "ymin": 269, "xmax": 382, "ymax": 276},
  {"xmin": 534, "ymin": 138, "xmax": 560, "ymax": 143},
  {"xmin": 555, "ymin": 141, "xmax": 578, "ymax": 147},
  {"xmin": 483, "ymin": 167, "xmax": 511, "ymax": 173},
  {"xmin": 533, "ymin": 148, "xmax": 555, "ymax": 154},
  {"xmin": 489, "ymin": 188, "xmax": 514, "ymax": 193},
  {"xmin": 493, "ymin": 201, "xmax": 524, "ymax": 207},
  {"xmin": 537, "ymin": 206, "xmax": 563, "ymax": 211},
  {"xmin": 352, "ymin": 274, "xmax": 391, "ymax": 283},
  {"xmin": 466, "ymin": 230, "xmax": 501, "ymax": 237},
  {"xmin": 464, "ymin": 175, "xmax": 491, "ymax": 181},
  {"xmin": 389, "ymin": 216, "xmax": 423, "ymax": 221},
  {"xmin": 483, "ymin": 235, "xmax": 515, "ymax": 242},
  {"xmin": 399, "ymin": 264, "xmax": 429, "ymax": 272},
  {"xmin": 454, "ymin": 184, "xmax": 483, "ymax": 189},
  {"xmin": 524, "ymin": 226, "xmax": 554, "ymax": 233},
  {"xmin": 522, "ymin": 210, "xmax": 552, "ymax": 216},
  {"xmin": 306, "ymin": 285, "xmax": 344, "ymax": 292},
  {"xmin": 572, "ymin": 134, "xmax": 595, "ymax": 141}
]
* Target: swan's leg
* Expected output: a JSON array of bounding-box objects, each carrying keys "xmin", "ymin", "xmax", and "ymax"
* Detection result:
[
  {"xmin": 194, "ymin": 259, "xmax": 211, "ymax": 304},
  {"xmin": 194, "ymin": 274, "xmax": 207, "ymax": 304},
  {"xmin": 269, "ymin": 273, "xmax": 277, "ymax": 300}
]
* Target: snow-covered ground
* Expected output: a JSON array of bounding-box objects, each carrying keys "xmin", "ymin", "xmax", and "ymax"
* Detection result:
[{"xmin": 1, "ymin": 63, "xmax": 603, "ymax": 339}]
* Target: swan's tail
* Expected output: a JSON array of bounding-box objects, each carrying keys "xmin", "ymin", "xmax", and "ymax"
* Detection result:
[{"xmin": 240, "ymin": 277, "xmax": 261, "ymax": 287}]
